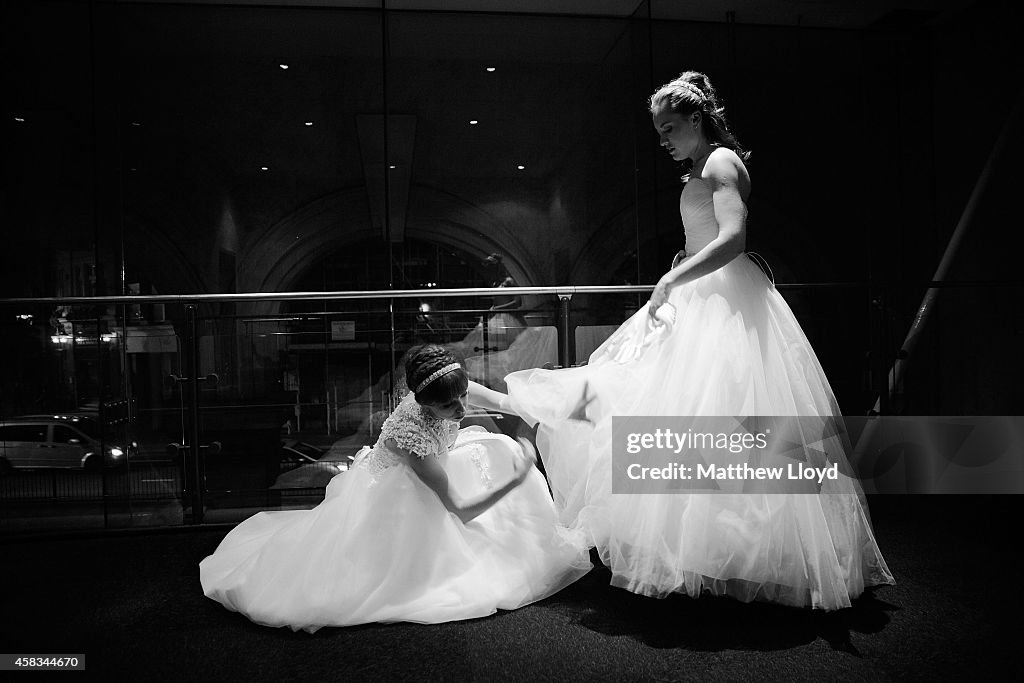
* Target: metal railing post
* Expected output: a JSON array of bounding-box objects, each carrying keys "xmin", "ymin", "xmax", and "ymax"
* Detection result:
[
  {"xmin": 558, "ymin": 293, "xmax": 573, "ymax": 368},
  {"xmin": 184, "ymin": 304, "xmax": 204, "ymax": 524}
]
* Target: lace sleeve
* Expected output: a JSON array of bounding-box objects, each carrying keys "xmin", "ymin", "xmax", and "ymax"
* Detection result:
[{"xmin": 378, "ymin": 405, "xmax": 439, "ymax": 460}]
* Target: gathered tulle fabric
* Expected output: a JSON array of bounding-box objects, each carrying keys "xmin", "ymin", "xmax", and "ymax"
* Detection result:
[
  {"xmin": 199, "ymin": 423, "xmax": 591, "ymax": 632},
  {"xmin": 506, "ymin": 253, "xmax": 894, "ymax": 610}
]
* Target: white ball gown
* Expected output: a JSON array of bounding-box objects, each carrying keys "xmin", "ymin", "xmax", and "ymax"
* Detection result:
[
  {"xmin": 506, "ymin": 173, "xmax": 895, "ymax": 610},
  {"xmin": 199, "ymin": 393, "xmax": 592, "ymax": 632}
]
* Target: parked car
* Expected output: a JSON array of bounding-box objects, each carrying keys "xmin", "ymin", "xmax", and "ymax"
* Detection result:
[
  {"xmin": 0, "ymin": 415, "xmax": 134, "ymax": 473},
  {"xmin": 279, "ymin": 440, "xmax": 329, "ymax": 473}
]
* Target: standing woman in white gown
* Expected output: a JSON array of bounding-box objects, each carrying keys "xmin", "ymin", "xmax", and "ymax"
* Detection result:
[
  {"xmin": 505, "ymin": 71, "xmax": 894, "ymax": 610},
  {"xmin": 200, "ymin": 344, "xmax": 591, "ymax": 632}
]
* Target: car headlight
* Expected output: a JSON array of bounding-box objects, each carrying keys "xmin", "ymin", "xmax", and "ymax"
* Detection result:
[{"xmin": 109, "ymin": 447, "xmax": 124, "ymax": 458}]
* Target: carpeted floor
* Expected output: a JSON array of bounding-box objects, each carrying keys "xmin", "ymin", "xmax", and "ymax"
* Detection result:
[{"xmin": 1, "ymin": 496, "xmax": 1019, "ymax": 682}]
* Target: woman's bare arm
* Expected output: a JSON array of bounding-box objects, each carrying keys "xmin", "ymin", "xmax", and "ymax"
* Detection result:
[
  {"xmin": 467, "ymin": 380, "xmax": 516, "ymax": 414},
  {"xmin": 399, "ymin": 438, "xmax": 532, "ymax": 523}
]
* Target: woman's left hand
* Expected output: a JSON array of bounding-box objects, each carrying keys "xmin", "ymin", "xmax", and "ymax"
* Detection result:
[{"xmin": 649, "ymin": 279, "xmax": 672, "ymax": 317}]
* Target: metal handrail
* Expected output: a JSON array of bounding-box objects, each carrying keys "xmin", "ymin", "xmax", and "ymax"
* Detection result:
[
  {"xmin": 4, "ymin": 279, "xmax": 1022, "ymax": 307},
  {"xmin": 0, "ymin": 284, "xmax": 734, "ymax": 306}
]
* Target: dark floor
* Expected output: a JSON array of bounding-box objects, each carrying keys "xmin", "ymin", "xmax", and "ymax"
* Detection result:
[{"xmin": 1, "ymin": 496, "xmax": 1020, "ymax": 682}]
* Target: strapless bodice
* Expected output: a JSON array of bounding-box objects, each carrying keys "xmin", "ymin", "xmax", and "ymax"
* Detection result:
[{"xmin": 679, "ymin": 177, "xmax": 718, "ymax": 255}]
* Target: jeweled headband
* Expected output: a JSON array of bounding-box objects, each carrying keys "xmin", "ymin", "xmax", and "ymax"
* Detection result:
[
  {"xmin": 413, "ymin": 363, "xmax": 462, "ymax": 394},
  {"xmin": 675, "ymin": 80, "xmax": 706, "ymax": 102}
]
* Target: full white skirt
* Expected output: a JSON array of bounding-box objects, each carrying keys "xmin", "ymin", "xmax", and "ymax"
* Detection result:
[
  {"xmin": 199, "ymin": 428, "xmax": 591, "ymax": 632},
  {"xmin": 506, "ymin": 256, "xmax": 894, "ymax": 609}
]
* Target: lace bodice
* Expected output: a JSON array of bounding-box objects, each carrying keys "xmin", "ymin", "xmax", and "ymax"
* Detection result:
[
  {"xmin": 680, "ymin": 176, "xmax": 718, "ymax": 255},
  {"xmin": 356, "ymin": 394, "xmax": 459, "ymax": 475}
]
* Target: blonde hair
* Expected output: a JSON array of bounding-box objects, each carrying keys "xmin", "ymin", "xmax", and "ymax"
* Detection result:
[{"xmin": 649, "ymin": 70, "xmax": 750, "ymax": 166}]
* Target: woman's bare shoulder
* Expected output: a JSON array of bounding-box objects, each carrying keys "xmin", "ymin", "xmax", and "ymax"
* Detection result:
[
  {"xmin": 706, "ymin": 147, "xmax": 745, "ymax": 175},
  {"xmin": 705, "ymin": 147, "xmax": 750, "ymax": 195}
]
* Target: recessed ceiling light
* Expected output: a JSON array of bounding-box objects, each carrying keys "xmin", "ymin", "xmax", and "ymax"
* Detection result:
[
  {"xmin": 517, "ymin": 165, "xmax": 525, "ymax": 170},
  {"xmin": 389, "ymin": 165, "xmax": 397, "ymax": 169},
  {"xmin": 279, "ymin": 64, "xmax": 289, "ymax": 70},
  {"xmin": 14, "ymin": 116, "xmax": 25, "ymax": 122},
  {"xmin": 486, "ymin": 67, "xmax": 496, "ymax": 72},
  {"xmin": 304, "ymin": 121, "xmax": 313, "ymax": 126},
  {"xmin": 469, "ymin": 120, "xmax": 479, "ymax": 125},
  {"xmin": 260, "ymin": 166, "xmax": 269, "ymax": 171},
  {"xmin": 130, "ymin": 122, "xmax": 141, "ymax": 127}
]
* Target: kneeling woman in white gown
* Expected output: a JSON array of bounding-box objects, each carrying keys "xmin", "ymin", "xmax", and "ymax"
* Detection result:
[
  {"xmin": 200, "ymin": 345, "xmax": 591, "ymax": 633},
  {"xmin": 506, "ymin": 71, "xmax": 894, "ymax": 610}
]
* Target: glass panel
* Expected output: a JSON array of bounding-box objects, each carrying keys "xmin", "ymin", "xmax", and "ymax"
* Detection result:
[
  {"xmin": 5, "ymin": 282, "xmax": 1021, "ymax": 532},
  {"xmin": 191, "ymin": 291, "xmax": 562, "ymax": 524},
  {"xmin": 0, "ymin": 300, "xmax": 181, "ymax": 532}
]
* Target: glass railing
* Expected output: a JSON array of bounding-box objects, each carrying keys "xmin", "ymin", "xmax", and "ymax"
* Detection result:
[{"xmin": 2, "ymin": 280, "xmax": 1020, "ymax": 534}]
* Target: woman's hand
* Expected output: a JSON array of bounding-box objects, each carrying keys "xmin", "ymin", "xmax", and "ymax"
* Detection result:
[
  {"xmin": 671, "ymin": 250, "xmax": 689, "ymax": 269},
  {"xmin": 648, "ymin": 278, "xmax": 672, "ymax": 318},
  {"xmin": 511, "ymin": 440, "xmax": 537, "ymax": 484}
]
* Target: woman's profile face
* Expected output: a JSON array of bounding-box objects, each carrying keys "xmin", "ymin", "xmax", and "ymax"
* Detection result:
[
  {"xmin": 652, "ymin": 104, "xmax": 701, "ymax": 161},
  {"xmin": 422, "ymin": 391, "xmax": 468, "ymax": 421}
]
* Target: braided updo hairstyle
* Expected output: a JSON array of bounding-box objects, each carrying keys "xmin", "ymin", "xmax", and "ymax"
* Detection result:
[
  {"xmin": 648, "ymin": 70, "xmax": 750, "ymax": 176},
  {"xmin": 405, "ymin": 344, "xmax": 468, "ymax": 406}
]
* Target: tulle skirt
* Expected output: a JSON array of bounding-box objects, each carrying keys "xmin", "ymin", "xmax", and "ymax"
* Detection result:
[
  {"xmin": 199, "ymin": 428, "xmax": 591, "ymax": 632},
  {"xmin": 506, "ymin": 255, "xmax": 894, "ymax": 609}
]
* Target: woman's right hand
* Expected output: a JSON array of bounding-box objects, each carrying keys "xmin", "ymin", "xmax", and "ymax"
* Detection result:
[{"xmin": 648, "ymin": 279, "xmax": 672, "ymax": 317}]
